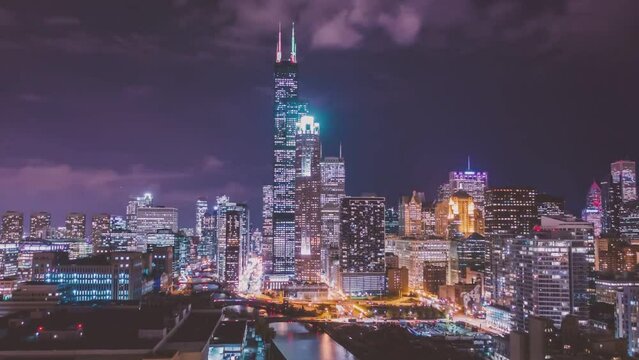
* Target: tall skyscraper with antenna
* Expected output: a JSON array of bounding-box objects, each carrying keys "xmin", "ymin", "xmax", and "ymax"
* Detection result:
[{"xmin": 271, "ymin": 23, "xmax": 301, "ymax": 278}]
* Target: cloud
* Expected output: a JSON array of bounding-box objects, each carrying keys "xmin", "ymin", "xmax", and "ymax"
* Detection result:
[
  {"xmin": 0, "ymin": 162, "xmax": 186, "ymax": 198},
  {"xmin": 312, "ymin": 10, "xmax": 363, "ymax": 49},
  {"xmin": 202, "ymin": 155, "xmax": 224, "ymax": 172},
  {"xmin": 18, "ymin": 93, "xmax": 47, "ymax": 103}
]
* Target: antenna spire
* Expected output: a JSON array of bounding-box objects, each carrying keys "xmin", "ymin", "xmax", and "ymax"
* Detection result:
[
  {"xmin": 339, "ymin": 142, "xmax": 343, "ymax": 159},
  {"xmin": 467, "ymin": 156, "xmax": 471, "ymax": 171},
  {"xmin": 290, "ymin": 22, "xmax": 297, "ymax": 63},
  {"xmin": 276, "ymin": 22, "xmax": 282, "ymax": 63}
]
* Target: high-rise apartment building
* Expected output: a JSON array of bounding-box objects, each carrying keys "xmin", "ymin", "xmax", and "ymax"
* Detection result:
[
  {"xmin": 29, "ymin": 212, "xmax": 51, "ymax": 239},
  {"xmin": 320, "ymin": 153, "xmax": 345, "ymax": 284},
  {"xmin": 294, "ymin": 115, "xmax": 322, "ymax": 283},
  {"xmin": 1, "ymin": 211, "xmax": 23, "ymax": 242},
  {"xmin": 512, "ymin": 216, "xmax": 594, "ymax": 331},
  {"xmin": 339, "ymin": 197, "xmax": 386, "ymax": 295},
  {"xmin": 611, "ymin": 160, "xmax": 637, "ymax": 203},
  {"xmin": 271, "ymin": 24, "xmax": 300, "ymax": 277},
  {"xmin": 65, "ymin": 212, "xmax": 86, "ymax": 240},
  {"xmin": 485, "ymin": 187, "xmax": 537, "ymax": 235},
  {"xmin": 195, "ymin": 197, "xmax": 208, "ymax": 237}
]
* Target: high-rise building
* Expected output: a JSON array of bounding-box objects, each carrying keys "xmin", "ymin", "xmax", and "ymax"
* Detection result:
[
  {"xmin": 125, "ymin": 192, "xmax": 153, "ymax": 232},
  {"xmin": 616, "ymin": 285, "xmax": 639, "ymax": 357},
  {"xmin": 385, "ymin": 236, "xmax": 449, "ymax": 291},
  {"xmin": 214, "ymin": 196, "xmax": 249, "ymax": 281},
  {"xmin": 1, "ymin": 211, "xmax": 23, "ymax": 242},
  {"xmin": 320, "ymin": 152, "xmax": 345, "ymax": 285},
  {"xmin": 399, "ymin": 191, "xmax": 425, "ymax": 238},
  {"xmin": 602, "ymin": 177, "xmax": 623, "ymax": 236},
  {"xmin": 195, "ymin": 197, "xmax": 208, "ymax": 237},
  {"xmin": 110, "ymin": 215, "xmax": 126, "ymax": 232},
  {"xmin": 261, "ymin": 185, "xmax": 274, "ymax": 274},
  {"xmin": 65, "ymin": 212, "xmax": 86, "ymax": 240},
  {"xmin": 620, "ymin": 201, "xmax": 639, "ymax": 239},
  {"xmin": 90, "ymin": 213, "xmax": 110, "ymax": 248},
  {"xmin": 384, "ymin": 207, "xmax": 399, "ymax": 236},
  {"xmin": 447, "ymin": 191, "xmax": 483, "ymax": 238},
  {"xmin": 294, "ymin": 115, "xmax": 322, "ymax": 283},
  {"xmin": 339, "ymin": 197, "xmax": 386, "ymax": 296},
  {"xmin": 29, "ymin": 212, "xmax": 51, "ymax": 239},
  {"xmin": 446, "ymin": 167, "xmax": 488, "ymax": 210},
  {"xmin": 224, "ymin": 210, "xmax": 242, "ymax": 290},
  {"xmin": 512, "ymin": 216, "xmax": 593, "ymax": 331},
  {"xmin": 135, "ymin": 206, "xmax": 178, "ymax": 234},
  {"xmin": 457, "ymin": 232, "xmax": 488, "ymax": 278},
  {"xmin": 536, "ymin": 193, "xmax": 565, "ymax": 217},
  {"xmin": 485, "ymin": 187, "xmax": 537, "ymax": 235},
  {"xmin": 199, "ymin": 212, "xmax": 216, "ymax": 261},
  {"xmin": 611, "ymin": 160, "xmax": 637, "ymax": 203},
  {"xmin": 271, "ymin": 24, "xmax": 300, "ymax": 278},
  {"xmin": 581, "ymin": 181, "xmax": 603, "ymax": 237}
]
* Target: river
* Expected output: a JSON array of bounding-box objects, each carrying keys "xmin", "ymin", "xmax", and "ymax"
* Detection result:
[{"xmin": 271, "ymin": 322, "xmax": 357, "ymax": 360}]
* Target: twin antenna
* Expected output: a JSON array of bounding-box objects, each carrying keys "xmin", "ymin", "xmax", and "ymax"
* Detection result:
[{"xmin": 276, "ymin": 22, "xmax": 297, "ymax": 63}]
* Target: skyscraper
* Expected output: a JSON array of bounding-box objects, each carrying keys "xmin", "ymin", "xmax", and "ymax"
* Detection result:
[
  {"xmin": 611, "ymin": 160, "xmax": 637, "ymax": 203},
  {"xmin": 199, "ymin": 211, "xmax": 216, "ymax": 260},
  {"xmin": 442, "ymin": 165, "xmax": 488, "ymax": 211},
  {"xmin": 29, "ymin": 212, "xmax": 51, "ymax": 239},
  {"xmin": 602, "ymin": 177, "xmax": 623, "ymax": 236},
  {"xmin": 398, "ymin": 191, "xmax": 425, "ymax": 238},
  {"xmin": 261, "ymin": 185, "xmax": 274, "ymax": 274},
  {"xmin": 195, "ymin": 197, "xmax": 208, "ymax": 237},
  {"xmin": 320, "ymin": 151, "xmax": 346, "ymax": 285},
  {"xmin": 224, "ymin": 210, "xmax": 242, "ymax": 290},
  {"xmin": 91, "ymin": 213, "xmax": 110, "ymax": 247},
  {"xmin": 484, "ymin": 187, "xmax": 537, "ymax": 235},
  {"xmin": 65, "ymin": 212, "xmax": 86, "ymax": 240},
  {"xmin": 214, "ymin": 196, "xmax": 249, "ymax": 281},
  {"xmin": 1, "ymin": 211, "xmax": 23, "ymax": 242},
  {"xmin": 339, "ymin": 197, "xmax": 386, "ymax": 296},
  {"xmin": 272, "ymin": 24, "xmax": 300, "ymax": 277},
  {"xmin": 536, "ymin": 193, "xmax": 565, "ymax": 217},
  {"xmin": 294, "ymin": 115, "xmax": 322, "ymax": 283},
  {"xmin": 447, "ymin": 190, "xmax": 483, "ymax": 238},
  {"xmin": 582, "ymin": 181, "xmax": 603, "ymax": 237},
  {"xmin": 136, "ymin": 206, "xmax": 178, "ymax": 234},
  {"xmin": 126, "ymin": 192, "xmax": 153, "ymax": 232}
]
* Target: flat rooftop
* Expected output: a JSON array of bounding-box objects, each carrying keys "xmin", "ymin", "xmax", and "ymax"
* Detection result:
[{"xmin": 211, "ymin": 320, "xmax": 247, "ymax": 345}]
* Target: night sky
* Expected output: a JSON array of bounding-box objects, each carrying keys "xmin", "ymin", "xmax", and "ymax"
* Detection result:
[{"xmin": 1, "ymin": 0, "xmax": 638, "ymax": 228}]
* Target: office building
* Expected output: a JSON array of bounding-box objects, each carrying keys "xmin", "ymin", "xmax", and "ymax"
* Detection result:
[
  {"xmin": 339, "ymin": 197, "xmax": 386, "ymax": 296},
  {"xmin": 320, "ymin": 152, "xmax": 345, "ymax": 285},
  {"xmin": 44, "ymin": 252, "xmax": 149, "ymax": 302},
  {"xmin": 65, "ymin": 212, "xmax": 86, "ymax": 240},
  {"xmin": 261, "ymin": 185, "xmax": 274, "ymax": 275},
  {"xmin": 29, "ymin": 212, "xmax": 51, "ymax": 239},
  {"xmin": 385, "ymin": 207, "xmax": 399, "ymax": 236},
  {"xmin": 385, "ymin": 236, "xmax": 449, "ymax": 291},
  {"xmin": 224, "ymin": 210, "xmax": 242, "ymax": 290},
  {"xmin": 386, "ymin": 267, "xmax": 408, "ymax": 296},
  {"xmin": 582, "ymin": 181, "xmax": 603, "ymax": 238},
  {"xmin": 536, "ymin": 193, "xmax": 565, "ymax": 217},
  {"xmin": 109, "ymin": 215, "xmax": 126, "ymax": 232},
  {"xmin": 445, "ymin": 167, "xmax": 488, "ymax": 210},
  {"xmin": 0, "ymin": 243, "xmax": 19, "ymax": 278},
  {"xmin": 447, "ymin": 190, "xmax": 483, "ymax": 238},
  {"xmin": 271, "ymin": 24, "xmax": 300, "ymax": 278},
  {"xmin": 485, "ymin": 187, "xmax": 537, "ymax": 235},
  {"xmin": 198, "ymin": 212, "xmax": 216, "ymax": 260},
  {"xmin": 125, "ymin": 192, "xmax": 153, "ymax": 232},
  {"xmin": 195, "ymin": 197, "xmax": 208, "ymax": 237},
  {"xmin": 399, "ymin": 191, "xmax": 425, "ymax": 238},
  {"xmin": 616, "ymin": 285, "xmax": 639, "ymax": 357},
  {"xmin": 294, "ymin": 115, "xmax": 322, "ymax": 283},
  {"xmin": 91, "ymin": 213, "xmax": 110, "ymax": 248},
  {"xmin": 136, "ymin": 206, "xmax": 178, "ymax": 234},
  {"xmin": 620, "ymin": 201, "xmax": 639, "ymax": 239},
  {"xmin": 457, "ymin": 232, "xmax": 487, "ymax": 278},
  {"xmin": 1, "ymin": 211, "xmax": 23, "ymax": 242},
  {"xmin": 214, "ymin": 196, "xmax": 249, "ymax": 281},
  {"xmin": 611, "ymin": 160, "xmax": 637, "ymax": 203},
  {"xmin": 602, "ymin": 177, "xmax": 623, "ymax": 236}
]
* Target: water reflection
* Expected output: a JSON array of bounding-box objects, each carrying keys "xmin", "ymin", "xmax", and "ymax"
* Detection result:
[{"xmin": 271, "ymin": 322, "xmax": 357, "ymax": 360}]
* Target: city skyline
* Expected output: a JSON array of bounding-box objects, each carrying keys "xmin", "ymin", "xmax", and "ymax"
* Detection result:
[{"xmin": 1, "ymin": 1, "xmax": 639, "ymax": 227}]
